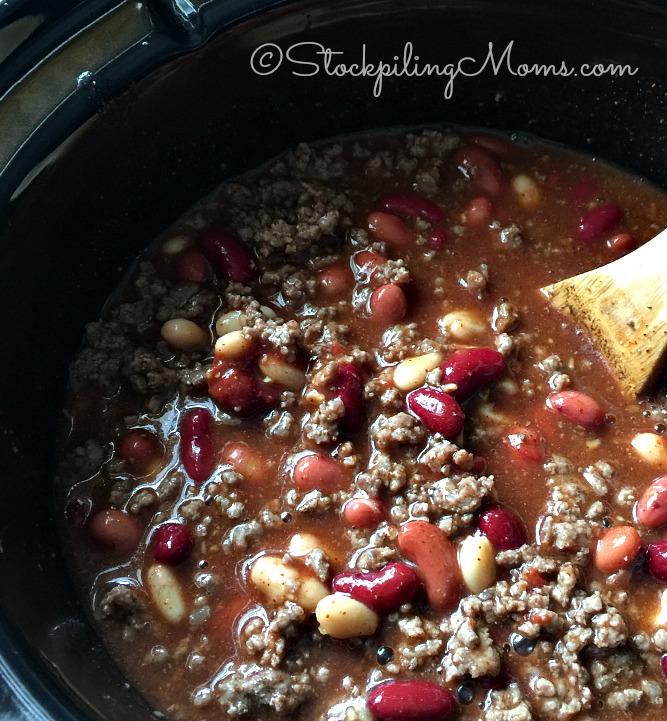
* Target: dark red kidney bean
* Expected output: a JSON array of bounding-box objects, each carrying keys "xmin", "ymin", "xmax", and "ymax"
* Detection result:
[
  {"xmin": 342, "ymin": 498, "xmax": 384, "ymax": 528},
  {"xmin": 606, "ymin": 233, "xmax": 638, "ymax": 256},
  {"xmin": 367, "ymin": 681, "xmax": 458, "ymax": 721},
  {"xmin": 662, "ymin": 653, "xmax": 667, "ymax": 678},
  {"xmin": 406, "ymin": 387, "xmax": 464, "ymax": 439},
  {"xmin": 65, "ymin": 497, "xmax": 92, "ymax": 527},
  {"xmin": 646, "ymin": 540, "xmax": 667, "ymax": 582},
  {"xmin": 380, "ymin": 193, "xmax": 445, "ymax": 224},
  {"xmin": 334, "ymin": 363, "xmax": 364, "ymax": 431},
  {"xmin": 370, "ymin": 284, "xmax": 407, "ymax": 325},
  {"xmin": 469, "ymin": 132, "xmax": 512, "ymax": 158},
  {"xmin": 397, "ymin": 520, "xmax": 462, "ymax": 612},
  {"xmin": 546, "ymin": 390, "xmax": 605, "ymax": 430},
  {"xmin": 118, "ymin": 431, "xmax": 160, "ymax": 473},
  {"xmin": 576, "ymin": 203, "xmax": 624, "ymax": 243},
  {"xmin": 293, "ymin": 453, "xmax": 349, "ymax": 493},
  {"xmin": 207, "ymin": 361, "xmax": 280, "ymax": 417},
  {"xmin": 180, "ymin": 408, "xmax": 213, "ymax": 483},
  {"xmin": 636, "ymin": 476, "xmax": 667, "ymax": 528},
  {"xmin": 89, "ymin": 509, "xmax": 142, "ymax": 553},
  {"xmin": 198, "ymin": 230, "xmax": 255, "ymax": 282},
  {"xmin": 427, "ymin": 227, "xmax": 448, "ymax": 249},
  {"xmin": 441, "ymin": 347, "xmax": 505, "ymax": 401},
  {"xmin": 569, "ymin": 180, "xmax": 598, "ymax": 205},
  {"xmin": 354, "ymin": 250, "xmax": 388, "ymax": 279},
  {"xmin": 153, "ymin": 523, "xmax": 192, "ymax": 565},
  {"xmin": 175, "ymin": 247, "xmax": 212, "ymax": 284},
  {"xmin": 464, "ymin": 196, "xmax": 493, "ymax": 227},
  {"xmin": 454, "ymin": 146, "xmax": 505, "ymax": 197},
  {"xmin": 332, "ymin": 563, "xmax": 421, "ymax": 614},
  {"xmin": 505, "ymin": 426, "xmax": 546, "ymax": 464},
  {"xmin": 478, "ymin": 505, "xmax": 527, "ymax": 551}
]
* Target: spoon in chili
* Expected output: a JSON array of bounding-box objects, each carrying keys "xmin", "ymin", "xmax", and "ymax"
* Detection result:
[{"xmin": 541, "ymin": 227, "xmax": 667, "ymax": 397}]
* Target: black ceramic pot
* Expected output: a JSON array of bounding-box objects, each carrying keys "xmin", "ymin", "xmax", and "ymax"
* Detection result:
[{"xmin": 0, "ymin": 1, "xmax": 665, "ymax": 719}]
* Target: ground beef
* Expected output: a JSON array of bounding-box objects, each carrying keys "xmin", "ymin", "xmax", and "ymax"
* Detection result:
[
  {"xmin": 430, "ymin": 474, "xmax": 495, "ymax": 515},
  {"xmin": 97, "ymin": 584, "xmax": 145, "ymax": 630},
  {"xmin": 483, "ymin": 683, "xmax": 533, "ymax": 721},
  {"xmin": 370, "ymin": 413, "xmax": 424, "ymax": 450},
  {"xmin": 491, "ymin": 301, "xmax": 520, "ymax": 333}
]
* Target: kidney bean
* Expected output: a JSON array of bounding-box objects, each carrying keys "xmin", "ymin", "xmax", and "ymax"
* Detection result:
[
  {"xmin": 367, "ymin": 212, "xmax": 415, "ymax": 249},
  {"xmin": 505, "ymin": 426, "xmax": 546, "ymax": 464},
  {"xmin": 342, "ymin": 498, "xmax": 384, "ymax": 528},
  {"xmin": 636, "ymin": 476, "xmax": 667, "ymax": 527},
  {"xmin": 118, "ymin": 431, "xmax": 160, "ymax": 473},
  {"xmin": 353, "ymin": 250, "xmax": 388, "ymax": 279},
  {"xmin": 89, "ymin": 509, "xmax": 142, "ymax": 553},
  {"xmin": 569, "ymin": 179, "xmax": 598, "ymax": 205},
  {"xmin": 380, "ymin": 193, "xmax": 445, "ymax": 223},
  {"xmin": 646, "ymin": 540, "xmax": 667, "ymax": 582},
  {"xmin": 606, "ymin": 233, "xmax": 638, "ymax": 256},
  {"xmin": 367, "ymin": 680, "xmax": 458, "ymax": 721},
  {"xmin": 406, "ymin": 387, "xmax": 464, "ymax": 440},
  {"xmin": 293, "ymin": 453, "xmax": 349, "ymax": 493},
  {"xmin": 65, "ymin": 497, "xmax": 92, "ymax": 527},
  {"xmin": 427, "ymin": 227, "xmax": 448, "ymax": 250},
  {"xmin": 594, "ymin": 525, "xmax": 641, "ymax": 574},
  {"xmin": 180, "ymin": 408, "xmax": 213, "ymax": 483},
  {"xmin": 454, "ymin": 146, "xmax": 505, "ymax": 197},
  {"xmin": 441, "ymin": 347, "xmax": 505, "ymax": 401},
  {"xmin": 546, "ymin": 390, "xmax": 605, "ymax": 429},
  {"xmin": 576, "ymin": 202, "xmax": 624, "ymax": 243},
  {"xmin": 370, "ymin": 284, "xmax": 407, "ymax": 325},
  {"xmin": 469, "ymin": 132, "xmax": 512, "ymax": 158},
  {"xmin": 662, "ymin": 653, "xmax": 667, "ymax": 678},
  {"xmin": 316, "ymin": 263, "xmax": 353, "ymax": 299},
  {"xmin": 334, "ymin": 364, "xmax": 364, "ymax": 431},
  {"xmin": 174, "ymin": 247, "xmax": 212, "ymax": 284},
  {"xmin": 198, "ymin": 229, "xmax": 255, "ymax": 282},
  {"xmin": 332, "ymin": 563, "xmax": 421, "ymax": 614},
  {"xmin": 478, "ymin": 505, "xmax": 527, "ymax": 551},
  {"xmin": 153, "ymin": 523, "xmax": 192, "ymax": 565},
  {"xmin": 207, "ymin": 360, "xmax": 280, "ymax": 417},
  {"xmin": 397, "ymin": 520, "xmax": 462, "ymax": 612},
  {"xmin": 464, "ymin": 196, "xmax": 493, "ymax": 227}
]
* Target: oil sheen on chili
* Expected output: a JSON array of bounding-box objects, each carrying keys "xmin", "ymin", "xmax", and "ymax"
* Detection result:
[{"xmin": 56, "ymin": 128, "xmax": 667, "ymax": 721}]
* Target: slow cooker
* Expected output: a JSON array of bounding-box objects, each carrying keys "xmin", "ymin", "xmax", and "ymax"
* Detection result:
[{"xmin": 0, "ymin": 0, "xmax": 666, "ymax": 718}]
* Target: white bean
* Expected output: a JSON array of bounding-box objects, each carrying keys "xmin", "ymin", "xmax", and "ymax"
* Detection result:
[
  {"xmin": 146, "ymin": 564, "xmax": 186, "ymax": 623},
  {"xmin": 459, "ymin": 535, "xmax": 496, "ymax": 594},
  {"xmin": 288, "ymin": 533, "xmax": 324, "ymax": 558},
  {"xmin": 631, "ymin": 433, "xmax": 667, "ymax": 468},
  {"xmin": 259, "ymin": 354, "xmax": 306, "ymax": 391},
  {"xmin": 511, "ymin": 174, "xmax": 541, "ymax": 208},
  {"xmin": 162, "ymin": 234, "xmax": 190, "ymax": 256},
  {"xmin": 160, "ymin": 318, "xmax": 206, "ymax": 350},
  {"xmin": 315, "ymin": 593, "xmax": 379, "ymax": 639},
  {"xmin": 393, "ymin": 352, "xmax": 444, "ymax": 392},
  {"xmin": 249, "ymin": 555, "xmax": 327, "ymax": 612},
  {"xmin": 438, "ymin": 310, "xmax": 485, "ymax": 342},
  {"xmin": 655, "ymin": 589, "xmax": 667, "ymax": 626},
  {"xmin": 214, "ymin": 330, "xmax": 254, "ymax": 359},
  {"xmin": 215, "ymin": 310, "xmax": 247, "ymax": 337}
]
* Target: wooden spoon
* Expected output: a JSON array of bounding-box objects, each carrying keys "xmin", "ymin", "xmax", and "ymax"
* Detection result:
[{"xmin": 541, "ymin": 228, "xmax": 667, "ymax": 397}]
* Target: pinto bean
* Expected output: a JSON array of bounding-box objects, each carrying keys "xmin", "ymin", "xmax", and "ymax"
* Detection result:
[
  {"xmin": 293, "ymin": 454, "xmax": 349, "ymax": 493},
  {"xmin": 370, "ymin": 284, "xmax": 407, "ymax": 325},
  {"xmin": 180, "ymin": 408, "xmax": 213, "ymax": 484},
  {"xmin": 636, "ymin": 476, "xmax": 667, "ymax": 527},
  {"xmin": 353, "ymin": 250, "xmax": 388, "ymax": 279},
  {"xmin": 160, "ymin": 318, "xmax": 206, "ymax": 350},
  {"xmin": 607, "ymin": 233, "xmax": 638, "ymax": 256},
  {"xmin": 463, "ymin": 196, "xmax": 493, "ymax": 227},
  {"xmin": 175, "ymin": 247, "xmax": 212, "ymax": 284},
  {"xmin": 397, "ymin": 520, "xmax": 462, "ymax": 612},
  {"xmin": 594, "ymin": 526, "xmax": 641, "ymax": 574},
  {"xmin": 316, "ymin": 263, "xmax": 353, "ymax": 298},
  {"xmin": 332, "ymin": 563, "xmax": 421, "ymax": 614},
  {"xmin": 454, "ymin": 146, "xmax": 505, "ymax": 197},
  {"xmin": 367, "ymin": 680, "xmax": 458, "ymax": 721},
  {"xmin": 367, "ymin": 212, "xmax": 415, "ymax": 249},
  {"xmin": 546, "ymin": 390, "xmax": 605, "ymax": 429},
  {"xmin": 505, "ymin": 426, "xmax": 546, "ymax": 464},
  {"xmin": 315, "ymin": 593, "xmax": 379, "ymax": 638},
  {"xmin": 117, "ymin": 431, "xmax": 161, "ymax": 473},
  {"xmin": 342, "ymin": 498, "xmax": 384, "ymax": 529},
  {"xmin": 222, "ymin": 442, "xmax": 268, "ymax": 484},
  {"xmin": 406, "ymin": 387, "xmax": 464, "ymax": 440},
  {"xmin": 89, "ymin": 509, "xmax": 142, "ymax": 553}
]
